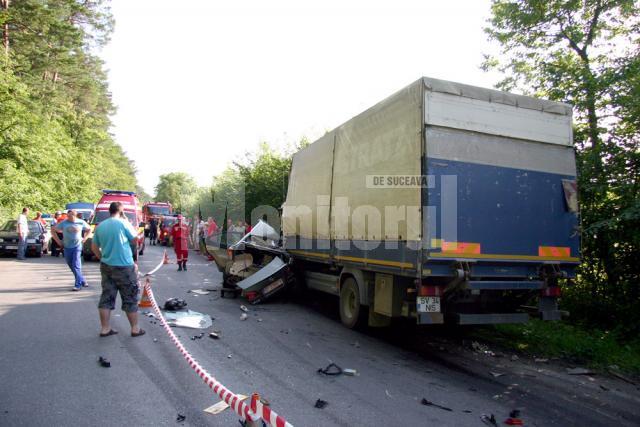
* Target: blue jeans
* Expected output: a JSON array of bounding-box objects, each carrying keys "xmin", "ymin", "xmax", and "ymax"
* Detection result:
[
  {"xmin": 64, "ymin": 246, "xmax": 86, "ymax": 289},
  {"xmin": 17, "ymin": 235, "xmax": 27, "ymax": 259}
]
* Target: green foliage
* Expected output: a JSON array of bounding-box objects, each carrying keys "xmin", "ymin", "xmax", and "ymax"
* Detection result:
[
  {"xmin": 475, "ymin": 320, "xmax": 640, "ymax": 374},
  {"xmin": 185, "ymin": 140, "xmax": 307, "ymax": 226},
  {"xmin": 154, "ymin": 172, "xmax": 198, "ymax": 214},
  {"xmin": 484, "ymin": 0, "xmax": 640, "ymax": 337},
  {"xmin": 0, "ymin": 0, "xmax": 136, "ymax": 223}
]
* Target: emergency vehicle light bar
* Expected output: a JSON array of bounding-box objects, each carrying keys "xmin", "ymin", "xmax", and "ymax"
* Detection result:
[{"xmin": 102, "ymin": 189, "xmax": 136, "ymax": 196}]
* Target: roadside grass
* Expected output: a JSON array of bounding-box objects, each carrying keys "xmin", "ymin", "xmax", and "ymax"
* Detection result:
[{"xmin": 473, "ymin": 319, "xmax": 640, "ymax": 375}]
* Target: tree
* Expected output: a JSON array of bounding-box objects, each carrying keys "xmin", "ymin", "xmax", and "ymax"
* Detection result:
[
  {"xmin": 0, "ymin": 1, "xmax": 137, "ymax": 222},
  {"xmin": 484, "ymin": 0, "xmax": 640, "ymax": 334},
  {"xmin": 154, "ymin": 172, "xmax": 198, "ymax": 213}
]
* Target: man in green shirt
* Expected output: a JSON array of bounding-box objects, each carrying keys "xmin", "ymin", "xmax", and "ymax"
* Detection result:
[{"xmin": 91, "ymin": 202, "xmax": 145, "ymax": 338}]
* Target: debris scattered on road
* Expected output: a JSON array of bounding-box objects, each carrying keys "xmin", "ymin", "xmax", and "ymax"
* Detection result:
[
  {"xmin": 164, "ymin": 309, "xmax": 213, "ymax": 329},
  {"xmin": 385, "ymin": 389, "xmax": 393, "ymax": 398},
  {"xmin": 420, "ymin": 398, "xmax": 452, "ymax": 412},
  {"xmin": 352, "ymin": 341, "xmax": 361, "ymax": 348},
  {"xmin": 240, "ymin": 305, "xmax": 249, "ymax": 312},
  {"xmin": 314, "ymin": 399, "xmax": 328, "ymax": 409},
  {"xmin": 472, "ymin": 341, "xmax": 495, "ymax": 357},
  {"xmin": 607, "ymin": 367, "xmax": 636, "ymax": 385},
  {"xmin": 567, "ymin": 367, "xmax": 594, "ymax": 375},
  {"xmin": 209, "ymin": 332, "xmax": 220, "ymax": 339},
  {"xmin": 190, "ymin": 332, "xmax": 205, "ymax": 340},
  {"xmin": 463, "ymin": 410, "xmax": 472, "ymax": 413},
  {"xmin": 227, "ymin": 354, "xmax": 232, "ymax": 359},
  {"xmin": 342, "ymin": 369, "xmax": 358, "ymax": 376},
  {"xmin": 505, "ymin": 409, "xmax": 524, "ymax": 425},
  {"xmin": 599, "ymin": 384, "xmax": 609, "ymax": 391},
  {"xmin": 176, "ymin": 413, "xmax": 186, "ymax": 422},
  {"xmin": 257, "ymin": 318, "xmax": 263, "ymax": 322},
  {"xmin": 204, "ymin": 395, "xmax": 248, "ymax": 415},
  {"xmin": 317, "ymin": 363, "xmax": 343, "ymax": 376},
  {"xmin": 489, "ymin": 371, "xmax": 505, "ymax": 378},
  {"xmin": 480, "ymin": 413, "xmax": 498, "ymax": 426},
  {"xmin": 240, "ymin": 313, "xmax": 248, "ymax": 321},
  {"xmin": 153, "ymin": 338, "xmax": 158, "ymax": 343},
  {"xmin": 143, "ymin": 311, "xmax": 156, "ymax": 318},
  {"xmin": 306, "ymin": 342, "xmax": 312, "ymax": 349},
  {"xmin": 534, "ymin": 358, "xmax": 549, "ymax": 363},
  {"xmin": 98, "ymin": 356, "xmax": 111, "ymax": 368},
  {"xmin": 511, "ymin": 355, "xmax": 519, "ymax": 361},
  {"xmin": 189, "ymin": 289, "xmax": 210, "ymax": 295}
]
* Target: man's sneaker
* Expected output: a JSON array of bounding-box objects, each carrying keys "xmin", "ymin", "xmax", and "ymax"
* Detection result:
[
  {"xmin": 82, "ymin": 282, "xmax": 89, "ymax": 288},
  {"xmin": 72, "ymin": 287, "xmax": 80, "ymax": 292},
  {"xmin": 183, "ymin": 263, "xmax": 187, "ymax": 271}
]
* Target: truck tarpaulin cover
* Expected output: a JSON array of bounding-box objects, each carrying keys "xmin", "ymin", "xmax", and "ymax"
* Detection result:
[{"xmin": 283, "ymin": 79, "xmax": 424, "ymax": 243}]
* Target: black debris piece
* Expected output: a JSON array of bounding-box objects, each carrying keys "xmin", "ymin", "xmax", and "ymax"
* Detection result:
[
  {"xmin": 176, "ymin": 413, "xmax": 186, "ymax": 422},
  {"xmin": 190, "ymin": 332, "xmax": 205, "ymax": 340},
  {"xmin": 98, "ymin": 356, "xmax": 111, "ymax": 368},
  {"xmin": 509, "ymin": 410, "xmax": 521, "ymax": 418},
  {"xmin": 317, "ymin": 363, "xmax": 343, "ymax": 376},
  {"xmin": 463, "ymin": 410, "xmax": 472, "ymax": 413},
  {"xmin": 164, "ymin": 298, "xmax": 187, "ymax": 311},
  {"xmin": 209, "ymin": 332, "xmax": 220, "ymax": 339},
  {"xmin": 314, "ymin": 399, "xmax": 328, "ymax": 409},
  {"xmin": 420, "ymin": 398, "xmax": 452, "ymax": 412}
]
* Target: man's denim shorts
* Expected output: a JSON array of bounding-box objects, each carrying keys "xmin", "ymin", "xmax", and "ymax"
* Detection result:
[{"xmin": 98, "ymin": 263, "xmax": 139, "ymax": 313}]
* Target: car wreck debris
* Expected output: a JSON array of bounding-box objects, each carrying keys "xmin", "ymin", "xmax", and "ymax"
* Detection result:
[
  {"xmin": 420, "ymin": 398, "xmax": 452, "ymax": 412},
  {"xmin": 314, "ymin": 399, "xmax": 328, "ymax": 409},
  {"xmin": 317, "ymin": 363, "xmax": 343, "ymax": 376}
]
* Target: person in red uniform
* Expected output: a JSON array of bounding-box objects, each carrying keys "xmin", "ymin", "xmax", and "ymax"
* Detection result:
[{"xmin": 171, "ymin": 215, "xmax": 190, "ymax": 271}]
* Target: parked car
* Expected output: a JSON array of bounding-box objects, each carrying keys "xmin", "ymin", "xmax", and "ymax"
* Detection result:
[{"xmin": 0, "ymin": 220, "xmax": 46, "ymax": 257}]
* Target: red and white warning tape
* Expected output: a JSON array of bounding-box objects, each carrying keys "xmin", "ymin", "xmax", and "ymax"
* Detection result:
[{"xmin": 142, "ymin": 254, "xmax": 293, "ymax": 427}]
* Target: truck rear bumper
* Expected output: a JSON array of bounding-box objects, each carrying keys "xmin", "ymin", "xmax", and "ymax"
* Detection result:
[{"xmin": 451, "ymin": 313, "xmax": 529, "ymax": 325}]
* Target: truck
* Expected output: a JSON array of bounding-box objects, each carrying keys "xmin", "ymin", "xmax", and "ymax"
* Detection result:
[
  {"xmin": 82, "ymin": 190, "xmax": 146, "ymax": 261},
  {"xmin": 142, "ymin": 202, "xmax": 173, "ymax": 237},
  {"xmin": 211, "ymin": 77, "xmax": 580, "ymax": 329},
  {"xmin": 280, "ymin": 77, "xmax": 580, "ymax": 328}
]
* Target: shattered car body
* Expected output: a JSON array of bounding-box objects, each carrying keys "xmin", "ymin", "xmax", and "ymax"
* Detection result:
[{"xmin": 207, "ymin": 220, "xmax": 293, "ymax": 303}]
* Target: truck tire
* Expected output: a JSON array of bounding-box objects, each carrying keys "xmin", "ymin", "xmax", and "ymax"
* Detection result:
[{"xmin": 339, "ymin": 277, "xmax": 366, "ymax": 329}]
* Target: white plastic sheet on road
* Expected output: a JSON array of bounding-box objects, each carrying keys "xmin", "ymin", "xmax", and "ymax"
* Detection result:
[{"xmin": 164, "ymin": 309, "xmax": 213, "ymax": 329}]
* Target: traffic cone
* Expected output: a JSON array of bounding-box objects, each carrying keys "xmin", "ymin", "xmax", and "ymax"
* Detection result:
[
  {"xmin": 139, "ymin": 281, "xmax": 153, "ymax": 308},
  {"xmin": 163, "ymin": 250, "xmax": 170, "ymax": 265}
]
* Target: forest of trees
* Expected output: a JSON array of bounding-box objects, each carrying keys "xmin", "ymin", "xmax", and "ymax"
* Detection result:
[{"xmin": 0, "ymin": 0, "xmax": 137, "ymax": 221}]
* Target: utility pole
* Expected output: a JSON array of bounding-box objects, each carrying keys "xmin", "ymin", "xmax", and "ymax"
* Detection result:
[{"xmin": 1, "ymin": 0, "xmax": 8, "ymax": 57}]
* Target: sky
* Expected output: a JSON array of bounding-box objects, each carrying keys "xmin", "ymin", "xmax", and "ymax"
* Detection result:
[{"xmin": 101, "ymin": 0, "xmax": 500, "ymax": 195}]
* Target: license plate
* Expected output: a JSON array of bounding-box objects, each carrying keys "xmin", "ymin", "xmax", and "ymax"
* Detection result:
[
  {"xmin": 4, "ymin": 245, "xmax": 17, "ymax": 250},
  {"xmin": 262, "ymin": 278, "xmax": 284, "ymax": 295},
  {"xmin": 417, "ymin": 296, "xmax": 441, "ymax": 313}
]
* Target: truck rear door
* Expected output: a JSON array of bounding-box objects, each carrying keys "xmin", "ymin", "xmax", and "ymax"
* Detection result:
[{"xmin": 423, "ymin": 88, "xmax": 580, "ymax": 269}]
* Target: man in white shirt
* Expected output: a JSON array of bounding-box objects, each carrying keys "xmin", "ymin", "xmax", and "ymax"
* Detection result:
[{"xmin": 16, "ymin": 207, "xmax": 29, "ymax": 260}]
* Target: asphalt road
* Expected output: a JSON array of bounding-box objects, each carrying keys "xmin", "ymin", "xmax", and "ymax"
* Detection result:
[{"xmin": 1, "ymin": 244, "xmax": 639, "ymax": 426}]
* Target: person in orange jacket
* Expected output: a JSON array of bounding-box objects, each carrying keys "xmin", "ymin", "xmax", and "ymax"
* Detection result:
[{"xmin": 170, "ymin": 215, "xmax": 190, "ymax": 271}]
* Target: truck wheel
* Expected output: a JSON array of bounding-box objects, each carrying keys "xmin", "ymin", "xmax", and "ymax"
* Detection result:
[{"xmin": 339, "ymin": 277, "xmax": 366, "ymax": 329}]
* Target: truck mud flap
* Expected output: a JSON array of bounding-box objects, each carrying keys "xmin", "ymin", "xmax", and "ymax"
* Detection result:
[
  {"xmin": 451, "ymin": 313, "xmax": 529, "ymax": 325},
  {"xmin": 236, "ymin": 256, "xmax": 290, "ymax": 304}
]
